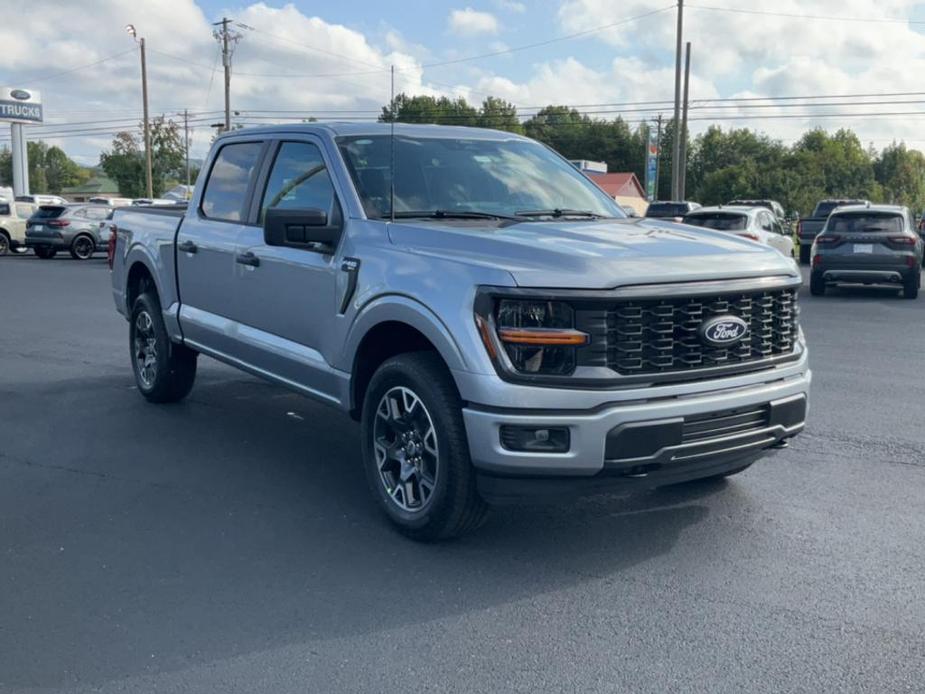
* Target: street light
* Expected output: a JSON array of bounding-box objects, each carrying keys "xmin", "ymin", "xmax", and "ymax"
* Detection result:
[{"xmin": 126, "ymin": 24, "xmax": 153, "ymax": 199}]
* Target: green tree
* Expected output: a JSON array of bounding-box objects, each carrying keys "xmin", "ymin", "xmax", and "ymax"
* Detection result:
[
  {"xmin": 44, "ymin": 146, "xmax": 85, "ymax": 194},
  {"xmin": 380, "ymin": 93, "xmax": 479, "ymax": 126},
  {"xmin": 874, "ymin": 142, "xmax": 925, "ymax": 210},
  {"xmin": 477, "ymin": 97, "xmax": 522, "ymax": 133},
  {"xmin": 101, "ymin": 117, "xmax": 185, "ymax": 197}
]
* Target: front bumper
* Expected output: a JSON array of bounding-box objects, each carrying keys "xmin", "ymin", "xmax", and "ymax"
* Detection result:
[{"xmin": 460, "ymin": 362, "xmax": 810, "ymax": 500}]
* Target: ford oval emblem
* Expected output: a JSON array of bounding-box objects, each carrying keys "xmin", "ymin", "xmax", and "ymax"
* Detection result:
[
  {"xmin": 700, "ymin": 315, "xmax": 749, "ymax": 347},
  {"xmin": 10, "ymin": 89, "xmax": 31, "ymax": 101}
]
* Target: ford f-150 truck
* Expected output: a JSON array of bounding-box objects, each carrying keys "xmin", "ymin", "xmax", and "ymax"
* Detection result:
[
  {"xmin": 111, "ymin": 123, "xmax": 810, "ymax": 540},
  {"xmin": 797, "ymin": 198, "xmax": 868, "ymax": 264}
]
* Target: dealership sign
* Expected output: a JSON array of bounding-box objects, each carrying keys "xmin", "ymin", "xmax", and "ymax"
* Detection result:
[{"xmin": 0, "ymin": 88, "xmax": 43, "ymax": 124}]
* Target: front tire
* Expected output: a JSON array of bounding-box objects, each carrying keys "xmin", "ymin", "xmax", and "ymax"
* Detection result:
[
  {"xmin": 0, "ymin": 232, "xmax": 9, "ymax": 256},
  {"xmin": 130, "ymin": 292, "xmax": 197, "ymax": 403},
  {"xmin": 799, "ymin": 245, "xmax": 811, "ymax": 264},
  {"xmin": 34, "ymin": 246, "xmax": 57, "ymax": 259},
  {"xmin": 810, "ymin": 271, "xmax": 826, "ymax": 296},
  {"xmin": 70, "ymin": 234, "xmax": 95, "ymax": 260},
  {"xmin": 361, "ymin": 352, "xmax": 488, "ymax": 541}
]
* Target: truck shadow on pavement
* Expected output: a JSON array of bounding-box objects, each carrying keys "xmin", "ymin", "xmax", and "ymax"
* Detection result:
[{"xmin": 1, "ymin": 369, "xmax": 732, "ymax": 690}]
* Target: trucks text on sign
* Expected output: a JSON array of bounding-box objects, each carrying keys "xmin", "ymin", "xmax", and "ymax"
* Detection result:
[{"xmin": 0, "ymin": 88, "xmax": 43, "ymax": 124}]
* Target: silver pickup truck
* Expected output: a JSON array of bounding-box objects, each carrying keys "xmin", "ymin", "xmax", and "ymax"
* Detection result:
[{"xmin": 111, "ymin": 123, "xmax": 811, "ymax": 539}]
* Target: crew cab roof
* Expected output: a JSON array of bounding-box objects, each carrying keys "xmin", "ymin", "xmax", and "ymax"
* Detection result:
[{"xmin": 214, "ymin": 122, "xmax": 533, "ymax": 142}]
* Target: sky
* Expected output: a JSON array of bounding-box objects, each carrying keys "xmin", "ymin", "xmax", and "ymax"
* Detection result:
[{"xmin": 2, "ymin": 0, "xmax": 925, "ymax": 166}]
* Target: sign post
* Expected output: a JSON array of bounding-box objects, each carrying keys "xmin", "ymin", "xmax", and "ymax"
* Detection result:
[
  {"xmin": 0, "ymin": 88, "xmax": 44, "ymax": 197},
  {"xmin": 644, "ymin": 118, "xmax": 660, "ymax": 202}
]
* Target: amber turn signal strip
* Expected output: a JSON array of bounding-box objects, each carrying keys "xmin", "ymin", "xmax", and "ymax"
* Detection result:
[{"xmin": 497, "ymin": 328, "xmax": 589, "ymax": 346}]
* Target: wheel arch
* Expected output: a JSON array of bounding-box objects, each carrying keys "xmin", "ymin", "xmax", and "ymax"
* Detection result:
[{"xmin": 344, "ymin": 296, "xmax": 470, "ymax": 419}]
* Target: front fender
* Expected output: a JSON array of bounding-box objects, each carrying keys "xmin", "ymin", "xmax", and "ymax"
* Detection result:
[{"xmin": 340, "ymin": 294, "xmax": 470, "ymax": 375}]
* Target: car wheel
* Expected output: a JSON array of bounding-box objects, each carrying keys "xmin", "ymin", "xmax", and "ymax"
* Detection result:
[
  {"xmin": 0, "ymin": 232, "xmax": 9, "ymax": 256},
  {"xmin": 130, "ymin": 291, "xmax": 198, "ymax": 403},
  {"xmin": 34, "ymin": 246, "xmax": 57, "ymax": 259},
  {"xmin": 810, "ymin": 271, "xmax": 826, "ymax": 296},
  {"xmin": 361, "ymin": 351, "xmax": 488, "ymax": 541},
  {"xmin": 903, "ymin": 271, "xmax": 920, "ymax": 300},
  {"xmin": 799, "ymin": 246, "xmax": 811, "ymax": 264},
  {"xmin": 70, "ymin": 234, "xmax": 95, "ymax": 260}
]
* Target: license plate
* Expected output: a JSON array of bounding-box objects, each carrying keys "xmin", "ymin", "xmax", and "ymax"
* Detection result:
[
  {"xmin": 32, "ymin": 224, "xmax": 43, "ymax": 232},
  {"xmin": 853, "ymin": 244, "xmax": 873, "ymax": 254}
]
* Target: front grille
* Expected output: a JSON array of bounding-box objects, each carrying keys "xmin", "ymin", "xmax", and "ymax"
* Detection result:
[
  {"xmin": 605, "ymin": 288, "xmax": 798, "ymax": 376},
  {"xmin": 682, "ymin": 405, "xmax": 771, "ymax": 443}
]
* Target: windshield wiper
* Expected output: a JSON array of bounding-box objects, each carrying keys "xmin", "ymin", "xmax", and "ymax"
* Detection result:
[
  {"xmin": 514, "ymin": 208, "xmax": 609, "ymax": 219},
  {"xmin": 391, "ymin": 209, "xmax": 520, "ymax": 221}
]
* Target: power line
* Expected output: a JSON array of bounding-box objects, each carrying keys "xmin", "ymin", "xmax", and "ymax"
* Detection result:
[
  {"xmin": 420, "ymin": 5, "xmax": 675, "ymax": 68},
  {"xmin": 686, "ymin": 3, "xmax": 925, "ymax": 25},
  {"xmin": 10, "ymin": 48, "xmax": 136, "ymax": 84}
]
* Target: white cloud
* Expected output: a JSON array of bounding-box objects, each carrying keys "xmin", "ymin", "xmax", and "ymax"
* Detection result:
[
  {"xmin": 448, "ymin": 7, "xmax": 500, "ymax": 36},
  {"xmin": 496, "ymin": 0, "xmax": 526, "ymax": 12}
]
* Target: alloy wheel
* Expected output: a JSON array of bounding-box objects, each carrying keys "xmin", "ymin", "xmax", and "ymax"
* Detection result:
[
  {"xmin": 74, "ymin": 236, "xmax": 94, "ymax": 259},
  {"xmin": 373, "ymin": 386, "xmax": 439, "ymax": 513},
  {"xmin": 133, "ymin": 310, "xmax": 158, "ymax": 389}
]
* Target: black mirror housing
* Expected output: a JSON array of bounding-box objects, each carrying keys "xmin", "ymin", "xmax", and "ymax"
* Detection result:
[{"xmin": 264, "ymin": 207, "xmax": 340, "ymax": 249}]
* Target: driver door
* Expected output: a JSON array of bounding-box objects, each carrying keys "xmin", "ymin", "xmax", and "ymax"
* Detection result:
[{"xmin": 232, "ymin": 138, "xmax": 345, "ymax": 402}]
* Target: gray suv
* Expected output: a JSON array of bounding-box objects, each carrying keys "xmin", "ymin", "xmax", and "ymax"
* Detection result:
[
  {"xmin": 810, "ymin": 204, "xmax": 923, "ymax": 298},
  {"xmin": 111, "ymin": 123, "xmax": 810, "ymax": 539},
  {"xmin": 25, "ymin": 204, "xmax": 113, "ymax": 259}
]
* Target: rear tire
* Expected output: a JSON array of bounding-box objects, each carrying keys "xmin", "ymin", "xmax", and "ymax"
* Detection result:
[
  {"xmin": 361, "ymin": 351, "xmax": 488, "ymax": 541},
  {"xmin": 799, "ymin": 245, "xmax": 811, "ymax": 264},
  {"xmin": 34, "ymin": 246, "xmax": 56, "ymax": 259},
  {"xmin": 70, "ymin": 234, "xmax": 95, "ymax": 260},
  {"xmin": 810, "ymin": 271, "xmax": 826, "ymax": 296},
  {"xmin": 903, "ymin": 271, "xmax": 920, "ymax": 299},
  {"xmin": 0, "ymin": 231, "xmax": 9, "ymax": 256},
  {"xmin": 130, "ymin": 292, "xmax": 197, "ymax": 403}
]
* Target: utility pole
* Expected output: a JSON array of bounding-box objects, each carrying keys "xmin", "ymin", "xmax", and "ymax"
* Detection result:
[
  {"xmin": 655, "ymin": 114, "xmax": 663, "ymax": 200},
  {"xmin": 213, "ymin": 18, "xmax": 241, "ymax": 132},
  {"xmin": 670, "ymin": 0, "xmax": 684, "ymax": 201},
  {"xmin": 679, "ymin": 42, "xmax": 691, "ymax": 200},
  {"xmin": 182, "ymin": 108, "xmax": 191, "ymax": 191},
  {"xmin": 126, "ymin": 24, "xmax": 153, "ymax": 198}
]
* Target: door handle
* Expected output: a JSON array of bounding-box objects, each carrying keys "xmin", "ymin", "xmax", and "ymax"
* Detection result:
[
  {"xmin": 236, "ymin": 251, "xmax": 260, "ymax": 267},
  {"xmin": 178, "ymin": 240, "xmax": 198, "ymax": 254}
]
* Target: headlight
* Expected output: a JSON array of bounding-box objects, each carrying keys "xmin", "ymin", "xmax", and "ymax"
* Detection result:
[{"xmin": 477, "ymin": 298, "xmax": 588, "ymax": 375}]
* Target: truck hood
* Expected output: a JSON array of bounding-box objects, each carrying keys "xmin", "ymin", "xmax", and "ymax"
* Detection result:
[{"xmin": 388, "ymin": 217, "xmax": 798, "ymax": 289}]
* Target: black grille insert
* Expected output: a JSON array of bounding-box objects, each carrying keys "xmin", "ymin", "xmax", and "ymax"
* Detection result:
[
  {"xmin": 682, "ymin": 405, "xmax": 771, "ymax": 443},
  {"xmin": 605, "ymin": 288, "xmax": 798, "ymax": 376}
]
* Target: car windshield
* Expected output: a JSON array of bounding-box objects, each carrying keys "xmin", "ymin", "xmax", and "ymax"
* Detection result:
[
  {"xmin": 337, "ymin": 135, "xmax": 624, "ymax": 221},
  {"xmin": 645, "ymin": 203, "xmax": 688, "ymax": 218},
  {"xmin": 683, "ymin": 212, "xmax": 748, "ymax": 231},
  {"xmin": 828, "ymin": 213, "xmax": 903, "ymax": 233}
]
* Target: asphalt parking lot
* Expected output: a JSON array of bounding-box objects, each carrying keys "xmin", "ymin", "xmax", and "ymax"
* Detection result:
[{"xmin": 2, "ymin": 254, "xmax": 924, "ymax": 693}]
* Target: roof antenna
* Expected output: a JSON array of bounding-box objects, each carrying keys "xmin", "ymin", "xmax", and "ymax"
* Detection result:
[{"xmin": 389, "ymin": 64, "xmax": 396, "ymax": 223}]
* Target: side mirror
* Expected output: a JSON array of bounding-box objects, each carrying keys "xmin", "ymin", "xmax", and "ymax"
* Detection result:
[{"xmin": 264, "ymin": 207, "xmax": 341, "ymax": 249}]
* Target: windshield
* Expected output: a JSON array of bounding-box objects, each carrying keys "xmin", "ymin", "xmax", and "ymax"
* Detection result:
[
  {"xmin": 337, "ymin": 135, "xmax": 624, "ymax": 220},
  {"xmin": 645, "ymin": 203, "xmax": 688, "ymax": 218},
  {"xmin": 828, "ymin": 213, "xmax": 903, "ymax": 233},
  {"xmin": 683, "ymin": 212, "xmax": 748, "ymax": 231}
]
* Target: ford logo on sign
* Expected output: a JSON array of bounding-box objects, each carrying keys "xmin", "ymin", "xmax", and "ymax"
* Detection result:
[
  {"xmin": 10, "ymin": 89, "xmax": 31, "ymax": 101},
  {"xmin": 700, "ymin": 315, "xmax": 749, "ymax": 347}
]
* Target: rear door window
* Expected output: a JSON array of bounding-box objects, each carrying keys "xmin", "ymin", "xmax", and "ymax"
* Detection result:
[{"xmin": 201, "ymin": 141, "xmax": 264, "ymax": 222}]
